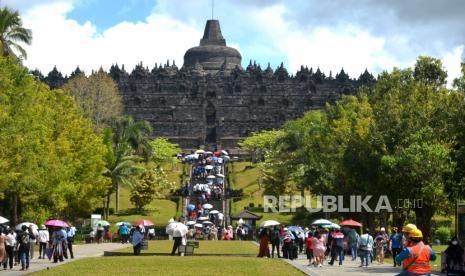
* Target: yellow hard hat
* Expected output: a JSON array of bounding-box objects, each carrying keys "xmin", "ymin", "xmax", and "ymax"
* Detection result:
[
  {"xmin": 409, "ymin": 228, "xmax": 423, "ymax": 238},
  {"xmin": 402, "ymin": 223, "xmax": 417, "ymax": 234}
]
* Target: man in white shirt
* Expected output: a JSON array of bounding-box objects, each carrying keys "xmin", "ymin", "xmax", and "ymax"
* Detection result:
[
  {"xmin": 358, "ymin": 228, "xmax": 374, "ymax": 267},
  {"xmin": 38, "ymin": 225, "xmax": 49, "ymax": 259}
]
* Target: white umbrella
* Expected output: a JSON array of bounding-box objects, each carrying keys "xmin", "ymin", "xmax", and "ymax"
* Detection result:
[
  {"xmin": 194, "ymin": 223, "xmax": 203, "ymax": 228},
  {"xmin": 198, "ymin": 216, "xmax": 209, "ymax": 221},
  {"xmin": 186, "ymin": 221, "xmax": 196, "ymax": 226},
  {"xmin": 205, "ymin": 165, "xmax": 214, "ymax": 170},
  {"xmin": 166, "ymin": 222, "xmax": 188, "ymax": 237},
  {"xmin": 207, "ymin": 175, "xmax": 216, "ymax": 179},
  {"xmin": 115, "ymin": 221, "xmax": 131, "ymax": 226},
  {"xmin": 259, "ymin": 220, "xmax": 280, "ymax": 228},
  {"xmin": 0, "ymin": 216, "xmax": 9, "ymax": 224},
  {"xmin": 216, "ymin": 173, "xmax": 224, "ymax": 178},
  {"xmin": 195, "ymin": 149, "xmax": 205, "ymax": 154},
  {"xmin": 205, "ymin": 151, "xmax": 213, "ymax": 155},
  {"xmin": 311, "ymin": 219, "xmax": 332, "ymax": 225},
  {"xmin": 221, "ymin": 150, "xmax": 229, "ymax": 155},
  {"xmin": 209, "ymin": 210, "xmax": 219, "ymax": 214},
  {"xmin": 168, "ymin": 218, "xmax": 175, "ymax": 223},
  {"xmin": 202, "ymin": 221, "xmax": 213, "ymax": 225},
  {"xmin": 238, "ymin": 218, "xmax": 244, "ymax": 225},
  {"xmin": 16, "ymin": 222, "xmax": 38, "ymax": 231},
  {"xmin": 223, "ymin": 156, "xmax": 231, "ymax": 161},
  {"xmin": 202, "ymin": 203, "xmax": 213, "ymax": 209}
]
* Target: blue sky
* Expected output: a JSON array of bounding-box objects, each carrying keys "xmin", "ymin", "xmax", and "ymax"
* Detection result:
[
  {"xmin": 68, "ymin": 0, "xmax": 154, "ymax": 32},
  {"xmin": 3, "ymin": 0, "xmax": 465, "ymax": 83}
]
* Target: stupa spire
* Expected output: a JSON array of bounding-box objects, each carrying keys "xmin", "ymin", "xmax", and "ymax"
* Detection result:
[{"xmin": 200, "ymin": 20, "xmax": 226, "ymax": 46}]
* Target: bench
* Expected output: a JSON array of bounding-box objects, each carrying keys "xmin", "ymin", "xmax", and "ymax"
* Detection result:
[{"xmin": 179, "ymin": 241, "xmax": 199, "ymax": 256}]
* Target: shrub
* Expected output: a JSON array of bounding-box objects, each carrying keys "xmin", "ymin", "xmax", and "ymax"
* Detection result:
[{"xmin": 434, "ymin": 226, "xmax": 451, "ymax": 243}]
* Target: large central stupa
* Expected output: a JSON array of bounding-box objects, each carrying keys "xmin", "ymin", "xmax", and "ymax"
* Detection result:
[{"xmin": 183, "ymin": 20, "xmax": 242, "ymax": 72}]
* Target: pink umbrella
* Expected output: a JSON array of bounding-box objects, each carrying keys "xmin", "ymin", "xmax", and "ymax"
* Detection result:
[
  {"xmin": 44, "ymin": 219, "xmax": 70, "ymax": 228},
  {"xmin": 340, "ymin": 219, "xmax": 362, "ymax": 227},
  {"xmin": 133, "ymin": 219, "xmax": 154, "ymax": 227}
]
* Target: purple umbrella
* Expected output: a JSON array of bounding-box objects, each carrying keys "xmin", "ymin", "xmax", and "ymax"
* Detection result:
[{"xmin": 45, "ymin": 219, "xmax": 70, "ymax": 228}]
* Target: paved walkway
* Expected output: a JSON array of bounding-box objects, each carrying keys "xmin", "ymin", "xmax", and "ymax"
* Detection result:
[
  {"xmin": 285, "ymin": 255, "xmax": 443, "ymax": 276},
  {"xmin": 2, "ymin": 243, "xmax": 130, "ymax": 276}
]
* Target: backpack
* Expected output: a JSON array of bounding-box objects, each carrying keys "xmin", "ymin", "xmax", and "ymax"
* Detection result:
[{"xmin": 21, "ymin": 232, "xmax": 29, "ymax": 246}]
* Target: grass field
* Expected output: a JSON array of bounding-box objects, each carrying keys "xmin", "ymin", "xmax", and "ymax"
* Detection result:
[
  {"xmin": 105, "ymin": 162, "xmax": 186, "ymax": 228},
  {"xmin": 114, "ymin": 240, "xmax": 259, "ymax": 254},
  {"xmin": 229, "ymin": 161, "xmax": 295, "ymax": 225},
  {"xmin": 32, "ymin": 256, "xmax": 304, "ymax": 276}
]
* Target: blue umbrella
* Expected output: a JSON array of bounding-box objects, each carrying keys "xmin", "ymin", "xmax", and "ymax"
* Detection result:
[
  {"xmin": 287, "ymin": 226, "xmax": 305, "ymax": 234},
  {"xmin": 187, "ymin": 204, "xmax": 195, "ymax": 211}
]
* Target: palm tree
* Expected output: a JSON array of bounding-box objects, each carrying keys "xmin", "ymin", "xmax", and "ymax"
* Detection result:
[
  {"xmin": 113, "ymin": 115, "xmax": 153, "ymax": 159},
  {"xmin": 102, "ymin": 129, "xmax": 144, "ymax": 217},
  {"xmin": 0, "ymin": 7, "xmax": 32, "ymax": 59}
]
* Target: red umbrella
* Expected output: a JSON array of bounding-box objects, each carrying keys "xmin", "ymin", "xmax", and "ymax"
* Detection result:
[
  {"xmin": 133, "ymin": 219, "xmax": 154, "ymax": 227},
  {"xmin": 340, "ymin": 219, "xmax": 362, "ymax": 227},
  {"xmin": 44, "ymin": 219, "xmax": 70, "ymax": 228}
]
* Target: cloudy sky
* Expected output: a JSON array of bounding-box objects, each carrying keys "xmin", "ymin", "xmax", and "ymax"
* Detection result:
[{"xmin": 3, "ymin": 0, "xmax": 465, "ymax": 83}]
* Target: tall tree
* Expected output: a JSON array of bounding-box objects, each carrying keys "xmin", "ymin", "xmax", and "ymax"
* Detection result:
[
  {"xmin": 64, "ymin": 69, "xmax": 123, "ymax": 130},
  {"xmin": 113, "ymin": 115, "xmax": 153, "ymax": 159},
  {"xmin": 0, "ymin": 57, "xmax": 109, "ymax": 224},
  {"xmin": 102, "ymin": 128, "xmax": 143, "ymax": 217},
  {"xmin": 0, "ymin": 7, "xmax": 32, "ymax": 59}
]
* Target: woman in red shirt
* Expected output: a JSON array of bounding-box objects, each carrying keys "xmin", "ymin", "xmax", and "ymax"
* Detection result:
[{"xmin": 305, "ymin": 231, "xmax": 314, "ymax": 266}]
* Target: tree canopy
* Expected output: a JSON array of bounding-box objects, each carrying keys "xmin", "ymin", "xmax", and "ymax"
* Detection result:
[{"xmin": 0, "ymin": 7, "xmax": 32, "ymax": 59}]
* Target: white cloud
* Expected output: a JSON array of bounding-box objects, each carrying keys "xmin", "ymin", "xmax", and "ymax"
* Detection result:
[
  {"xmin": 22, "ymin": 1, "xmax": 201, "ymax": 75},
  {"xmin": 16, "ymin": 0, "xmax": 465, "ymax": 86}
]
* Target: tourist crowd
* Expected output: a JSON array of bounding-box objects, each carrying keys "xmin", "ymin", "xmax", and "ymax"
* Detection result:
[{"xmin": 0, "ymin": 224, "xmax": 76, "ymax": 271}]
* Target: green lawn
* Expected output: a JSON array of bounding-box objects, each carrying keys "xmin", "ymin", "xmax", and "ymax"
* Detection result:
[
  {"xmin": 106, "ymin": 162, "xmax": 186, "ymax": 228},
  {"xmin": 115, "ymin": 240, "xmax": 258, "ymax": 255},
  {"xmin": 32, "ymin": 256, "xmax": 304, "ymax": 276},
  {"xmin": 229, "ymin": 162, "xmax": 295, "ymax": 225}
]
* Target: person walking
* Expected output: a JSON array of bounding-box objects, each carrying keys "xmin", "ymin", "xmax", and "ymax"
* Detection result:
[
  {"xmin": 132, "ymin": 226, "xmax": 143, "ymax": 256},
  {"xmin": 313, "ymin": 231, "xmax": 326, "ymax": 267},
  {"xmin": 28, "ymin": 225, "xmax": 38, "ymax": 260},
  {"xmin": 328, "ymin": 228, "xmax": 345, "ymax": 266},
  {"xmin": 96, "ymin": 224, "xmax": 104, "ymax": 244},
  {"xmin": 305, "ymin": 231, "xmax": 314, "ymax": 266},
  {"xmin": 3, "ymin": 229, "xmax": 15, "ymax": 270},
  {"xmin": 257, "ymin": 228, "xmax": 270, "ymax": 258},
  {"xmin": 389, "ymin": 227, "xmax": 403, "ymax": 267},
  {"xmin": 17, "ymin": 225, "xmax": 31, "ymax": 271},
  {"xmin": 358, "ymin": 228, "xmax": 374, "ymax": 267},
  {"xmin": 209, "ymin": 225, "xmax": 218, "ymax": 240},
  {"xmin": 270, "ymin": 226, "xmax": 281, "ymax": 258},
  {"xmin": 0, "ymin": 229, "xmax": 6, "ymax": 270},
  {"xmin": 118, "ymin": 224, "xmax": 129, "ymax": 244},
  {"xmin": 349, "ymin": 229, "xmax": 359, "ymax": 261},
  {"xmin": 38, "ymin": 225, "xmax": 49, "ymax": 259},
  {"xmin": 375, "ymin": 227, "xmax": 388, "ymax": 264},
  {"xmin": 395, "ymin": 228, "xmax": 436, "ymax": 276},
  {"xmin": 66, "ymin": 226, "xmax": 75, "ymax": 259},
  {"xmin": 51, "ymin": 227, "xmax": 66, "ymax": 263}
]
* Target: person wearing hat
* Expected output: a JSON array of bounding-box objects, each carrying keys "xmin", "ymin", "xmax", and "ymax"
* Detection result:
[
  {"xmin": 395, "ymin": 228, "xmax": 436, "ymax": 275},
  {"xmin": 402, "ymin": 224, "xmax": 418, "ymax": 248},
  {"xmin": 281, "ymin": 228, "xmax": 295, "ymax": 260},
  {"xmin": 38, "ymin": 225, "xmax": 49, "ymax": 259}
]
